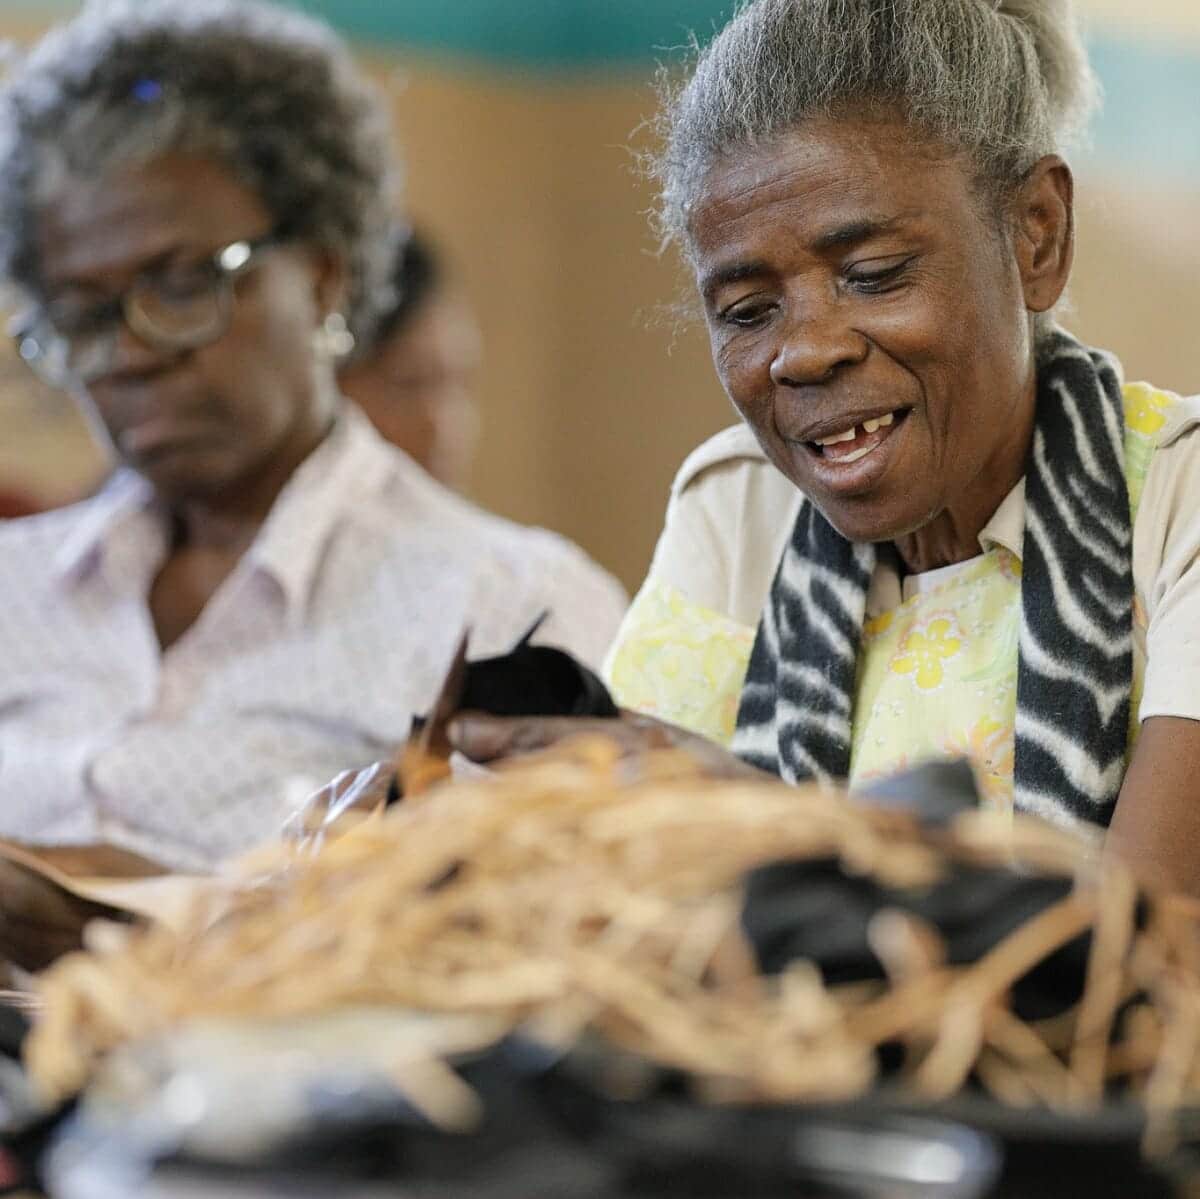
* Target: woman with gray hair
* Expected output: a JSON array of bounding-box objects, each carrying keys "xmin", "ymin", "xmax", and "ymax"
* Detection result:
[
  {"xmin": 455, "ymin": 0, "xmax": 1200, "ymax": 895},
  {"xmin": 0, "ymin": 0, "xmax": 625, "ymax": 872}
]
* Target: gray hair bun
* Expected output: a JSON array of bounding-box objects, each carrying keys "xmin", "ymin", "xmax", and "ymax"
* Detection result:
[
  {"xmin": 995, "ymin": 0, "xmax": 1100, "ymax": 143},
  {"xmin": 653, "ymin": 0, "xmax": 1099, "ymax": 251}
]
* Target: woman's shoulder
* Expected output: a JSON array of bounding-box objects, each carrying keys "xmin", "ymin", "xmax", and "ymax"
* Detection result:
[
  {"xmin": 360, "ymin": 447, "xmax": 627, "ymax": 668},
  {"xmin": 647, "ymin": 425, "xmax": 801, "ymax": 626},
  {"xmin": 1127, "ymin": 386, "xmax": 1200, "ymax": 724},
  {"xmin": 378, "ymin": 450, "xmax": 612, "ymax": 576},
  {"xmin": 1124, "ymin": 382, "xmax": 1200, "ymax": 450},
  {"xmin": 1130, "ymin": 384, "xmax": 1200, "ymax": 513},
  {"xmin": 0, "ymin": 471, "xmax": 142, "ymax": 563},
  {"xmin": 668, "ymin": 422, "xmax": 808, "ymax": 526},
  {"xmin": 670, "ymin": 423, "xmax": 769, "ymax": 497},
  {"xmin": 1129, "ymin": 382, "xmax": 1200, "ymax": 605}
]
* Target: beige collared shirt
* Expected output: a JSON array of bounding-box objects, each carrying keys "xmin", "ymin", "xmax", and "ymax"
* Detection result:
[{"xmin": 622, "ymin": 390, "xmax": 1200, "ymax": 727}]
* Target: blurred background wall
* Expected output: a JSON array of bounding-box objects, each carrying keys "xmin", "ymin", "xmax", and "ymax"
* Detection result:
[{"xmin": 0, "ymin": 0, "xmax": 1196, "ymax": 591}]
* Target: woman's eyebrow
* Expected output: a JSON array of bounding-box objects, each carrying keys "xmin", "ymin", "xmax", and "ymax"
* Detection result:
[
  {"xmin": 810, "ymin": 215, "xmax": 904, "ymax": 253},
  {"xmin": 41, "ymin": 243, "xmax": 187, "ymax": 303},
  {"xmin": 701, "ymin": 215, "xmax": 913, "ymax": 298},
  {"xmin": 700, "ymin": 260, "xmax": 770, "ymax": 300}
]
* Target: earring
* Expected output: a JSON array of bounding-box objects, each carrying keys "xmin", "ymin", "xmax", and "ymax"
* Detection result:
[{"xmin": 314, "ymin": 311, "xmax": 356, "ymax": 360}]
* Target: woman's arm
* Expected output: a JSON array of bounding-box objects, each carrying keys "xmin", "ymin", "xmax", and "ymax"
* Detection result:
[
  {"xmin": 1110, "ymin": 408, "xmax": 1200, "ymax": 896},
  {"xmin": 1109, "ymin": 717, "xmax": 1200, "ymax": 896}
]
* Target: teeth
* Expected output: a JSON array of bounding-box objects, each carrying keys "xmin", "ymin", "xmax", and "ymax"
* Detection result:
[
  {"xmin": 837, "ymin": 443, "xmax": 875, "ymax": 465},
  {"xmin": 814, "ymin": 411, "xmax": 897, "ymax": 446},
  {"xmin": 815, "ymin": 426, "xmax": 858, "ymax": 447}
]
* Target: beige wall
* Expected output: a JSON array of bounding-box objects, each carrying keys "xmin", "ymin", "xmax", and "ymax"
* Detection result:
[
  {"xmin": 1080, "ymin": 0, "xmax": 1200, "ymax": 47},
  {"xmin": 390, "ymin": 65, "xmax": 731, "ymax": 589},
  {"xmin": 1, "ymin": 17, "xmax": 1198, "ymax": 594}
]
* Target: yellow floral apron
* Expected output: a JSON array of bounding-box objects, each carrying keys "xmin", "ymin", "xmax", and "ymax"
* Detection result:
[{"xmin": 608, "ymin": 382, "xmax": 1173, "ymax": 814}]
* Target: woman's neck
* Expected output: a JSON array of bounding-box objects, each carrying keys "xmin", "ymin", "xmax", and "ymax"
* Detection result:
[
  {"xmin": 892, "ymin": 497, "xmax": 1012, "ymax": 575},
  {"xmin": 892, "ymin": 402, "xmax": 1035, "ymax": 576},
  {"xmin": 170, "ymin": 411, "xmax": 336, "ymax": 553}
]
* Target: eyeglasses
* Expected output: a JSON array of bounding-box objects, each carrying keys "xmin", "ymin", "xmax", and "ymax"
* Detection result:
[{"xmin": 13, "ymin": 230, "xmax": 284, "ymax": 387}]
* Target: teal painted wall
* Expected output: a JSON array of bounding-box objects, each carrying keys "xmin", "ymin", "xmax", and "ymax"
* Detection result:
[
  {"xmin": 0, "ymin": 0, "xmax": 736, "ymax": 64},
  {"xmin": 291, "ymin": 0, "xmax": 734, "ymax": 66},
  {"xmin": 1086, "ymin": 38, "xmax": 1200, "ymax": 182},
  {"xmin": 3, "ymin": 1, "xmax": 1199, "ymax": 176}
]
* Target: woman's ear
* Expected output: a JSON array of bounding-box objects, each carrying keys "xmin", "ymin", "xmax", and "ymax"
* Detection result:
[{"xmin": 1012, "ymin": 154, "xmax": 1074, "ymax": 314}]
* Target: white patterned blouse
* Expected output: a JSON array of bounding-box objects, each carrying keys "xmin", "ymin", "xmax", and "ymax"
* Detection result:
[{"xmin": 0, "ymin": 405, "xmax": 626, "ymax": 870}]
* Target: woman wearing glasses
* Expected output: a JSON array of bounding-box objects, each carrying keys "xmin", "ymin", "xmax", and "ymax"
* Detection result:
[{"xmin": 0, "ymin": 0, "xmax": 625, "ymax": 871}]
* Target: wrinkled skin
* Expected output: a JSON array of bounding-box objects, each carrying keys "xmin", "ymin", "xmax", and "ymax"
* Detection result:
[{"xmin": 689, "ymin": 114, "xmax": 1063, "ymax": 568}]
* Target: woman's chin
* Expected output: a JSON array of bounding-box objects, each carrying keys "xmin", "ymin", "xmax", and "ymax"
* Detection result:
[
  {"xmin": 131, "ymin": 447, "xmax": 238, "ymax": 503},
  {"xmin": 814, "ymin": 489, "xmax": 941, "ymax": 547}
]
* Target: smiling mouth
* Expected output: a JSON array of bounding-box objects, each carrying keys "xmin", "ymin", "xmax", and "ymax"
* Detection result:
[{"xmin": 803, "ymin": 409, "xmax": 909, "ymax": 465}]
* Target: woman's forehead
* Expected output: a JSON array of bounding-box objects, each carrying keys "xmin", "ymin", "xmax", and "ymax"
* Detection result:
[
  {"xmin": 34, "ymin": 154, "xmax": 271, "ymax": 292},
  {"xmin": 687, "ymin": 118, "xmax": 975, "ymax": 257}
]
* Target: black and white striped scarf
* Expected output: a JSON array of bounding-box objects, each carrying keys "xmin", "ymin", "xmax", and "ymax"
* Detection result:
[{"xmin": 732, "ymin": 329, "xmax": 1133, "ymax": 827}]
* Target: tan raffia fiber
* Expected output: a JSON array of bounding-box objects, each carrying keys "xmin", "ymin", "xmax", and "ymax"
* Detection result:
[{"xmin": 23, "ymin": 739, "xmax": 1200, "ymax": 1151}]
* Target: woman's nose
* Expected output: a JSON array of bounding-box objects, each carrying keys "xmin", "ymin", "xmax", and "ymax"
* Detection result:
[{"xmin": 769, "ymin": 312, "xmax": 867, "ymax": 388}]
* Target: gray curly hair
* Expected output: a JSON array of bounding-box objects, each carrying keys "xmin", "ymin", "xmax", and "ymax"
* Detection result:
[
  {"xmin": 0, "ymin": 0, "xmax": 400, "ymax": 342},
  {"xmin": 655, "ymin": 0, "xmax": 1098, "ymax": 253}
]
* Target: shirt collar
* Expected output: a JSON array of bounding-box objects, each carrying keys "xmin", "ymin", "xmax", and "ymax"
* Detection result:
[
  {"xmin": 244, "ymin": 403, "xmax": 396, "ymax": 626},
  {"xmin": 978, "ymin": 477, "xmax": 1026, "ymax": 560},
  {"xmin": 53, "ymin": 405, "xmax": 396, "ymax": 624},
  {"xmin": 53, "ymin": 469, "xmax": 158, "ymax": 584}
]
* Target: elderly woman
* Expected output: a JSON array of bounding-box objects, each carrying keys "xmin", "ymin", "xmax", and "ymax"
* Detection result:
[
  {"xmin": 0, "ymin": 0, "xmax": 625, "ymax": 871},
  {"xmin": 457, "ymin": 0, "xmax": 1200, "ymax": 895}
]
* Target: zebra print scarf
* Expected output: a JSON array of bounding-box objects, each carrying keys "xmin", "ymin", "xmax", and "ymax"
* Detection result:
[{"xmin": 732, "ymin": 329, "xmax": 1133, "ymax": 827}]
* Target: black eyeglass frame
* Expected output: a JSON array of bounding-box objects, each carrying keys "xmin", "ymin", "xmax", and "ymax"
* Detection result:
[{"xmin": 12, "ymin": 229, "xmax": 286, "ymax": 388}]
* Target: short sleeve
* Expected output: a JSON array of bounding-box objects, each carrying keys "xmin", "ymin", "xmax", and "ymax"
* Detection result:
[
  {"xmin": 605, "ymin": 579, "xmax": 756, "ymax": 745},
  {"xmin": 1134, "ymin": 414, "xmax": 1200, "ymax": 723},
  {"xmin": 603, "ymin": 427, "xmax": 798, "ymax": 741},
  {"xmin": 635, "ymin": 424, "xmax": 800, "ymax": 625},
  {"xmin": 641, "ymin": 470, "xmax": 736, "ymax": 615}
]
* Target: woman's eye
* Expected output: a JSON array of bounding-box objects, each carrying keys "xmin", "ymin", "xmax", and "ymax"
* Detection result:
[
  {"xmin": 719, "ymin": 299, "xmax": 776, "ymax": 328},
  {"xmin": 154, "ymin": 268, "xmax": 213, "ymax": 302},
  {"xmin": 846, "ymin": 258, "xmax": 913, "ymax": 293}
]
